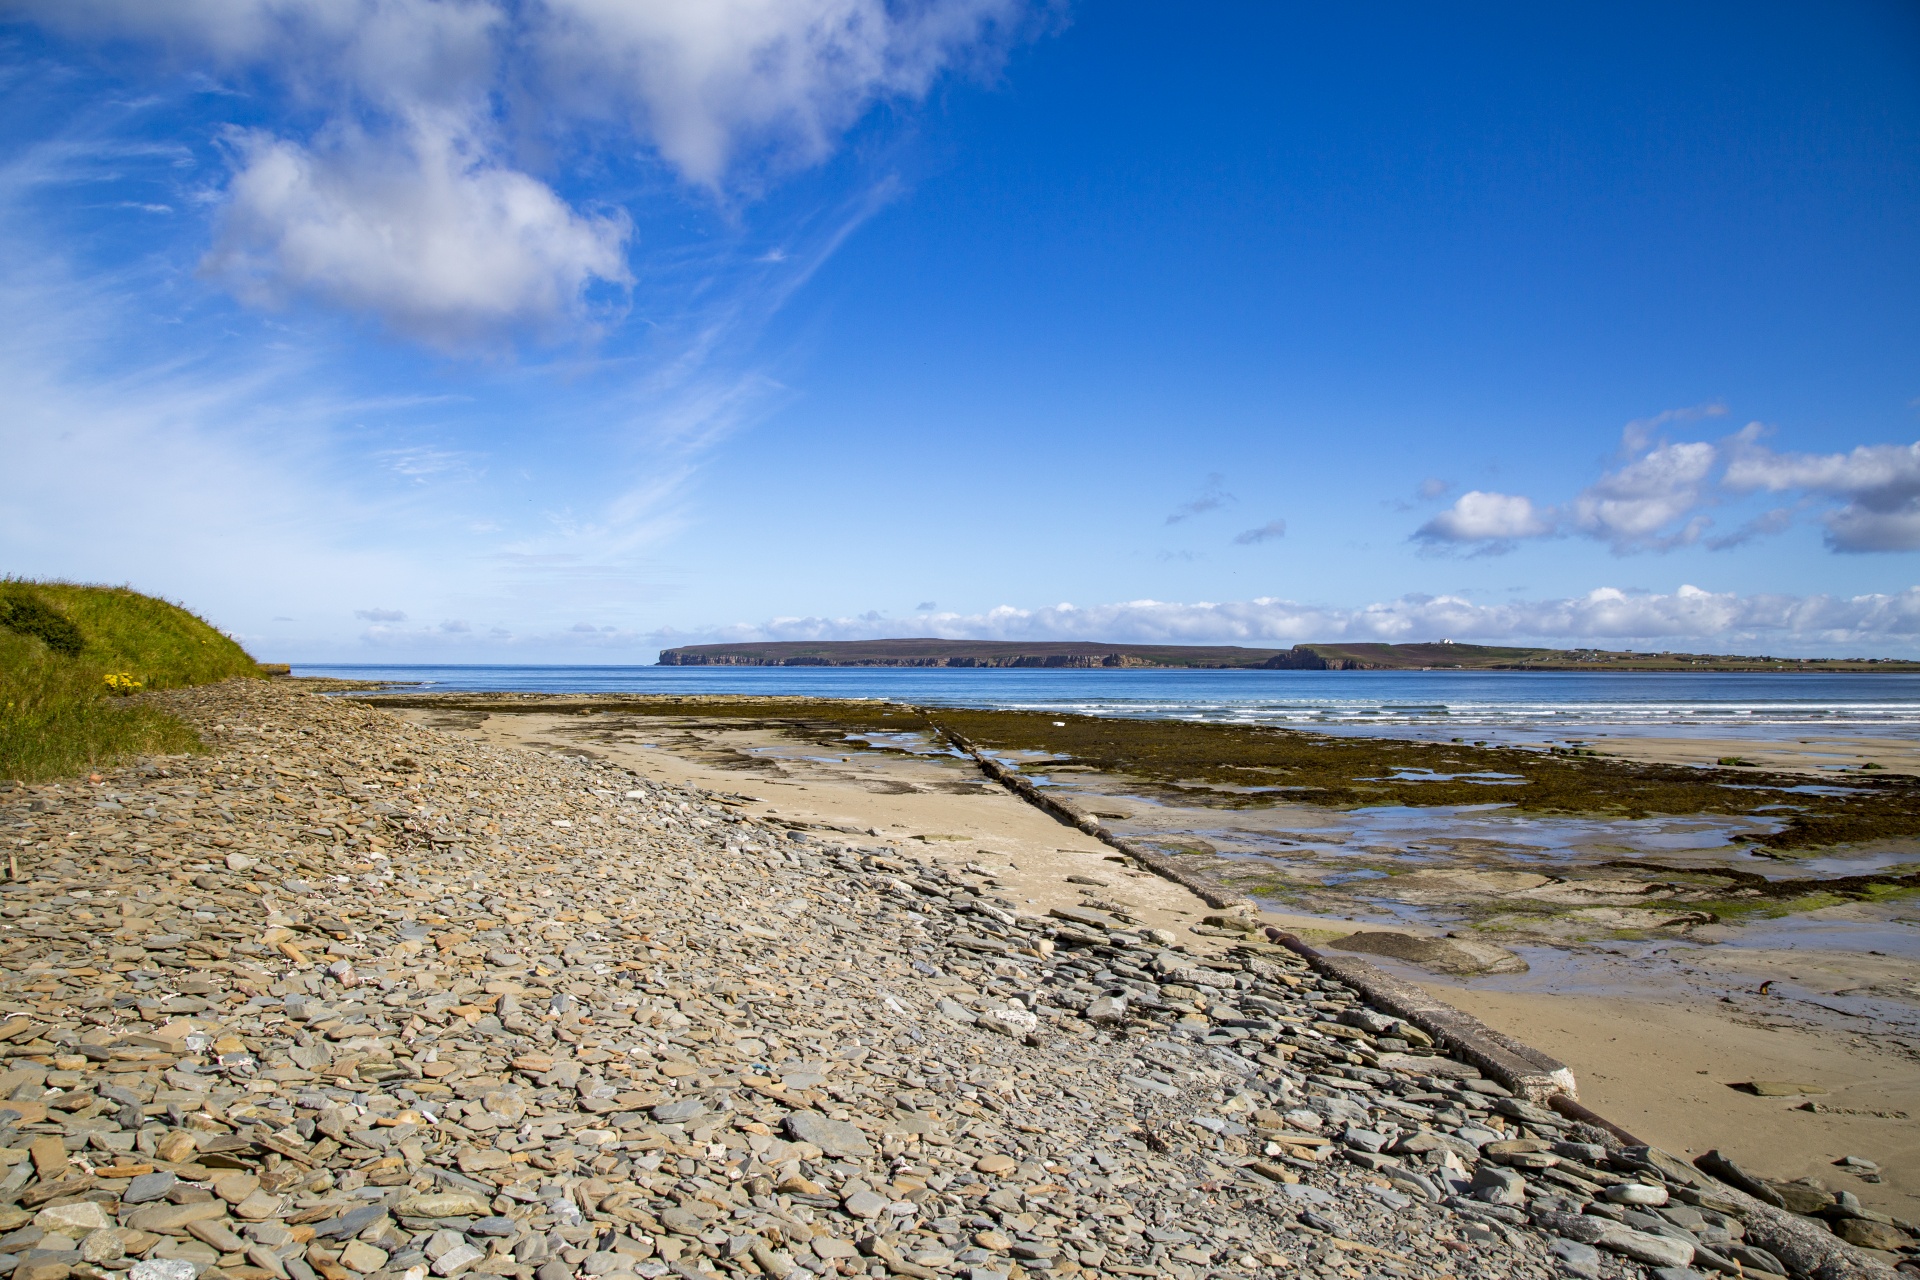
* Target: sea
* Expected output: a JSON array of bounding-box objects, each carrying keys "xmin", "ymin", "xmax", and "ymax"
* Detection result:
[{"xmin": 293, "ymin": 664, "xmax": 1920, "ymax": 745}]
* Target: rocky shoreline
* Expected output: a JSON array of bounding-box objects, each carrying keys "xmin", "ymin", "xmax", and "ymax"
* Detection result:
[{"xmin": 0, "ymin": 680, "xmax": 1908, "ymax": 1280}]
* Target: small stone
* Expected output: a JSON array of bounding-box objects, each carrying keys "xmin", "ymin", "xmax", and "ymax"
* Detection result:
[
  {"xmin": 247, "ymin": 1244, "xmax": 290, "ymax": 1278},
  {"xmin": 123, "ymin": 1172, "xmax": 179, "ymax": 1207},
  {"xmin": 1835, "ymin": 1219, "xmax": 1911, "ymax": 1251},
  {"xmin": 187, "ymin": 1219, "xmax": 246, "ymax": 1254},
  {"xmin": 34, "ymin": 1204, "xmax": 112, "ymax": 1235},
  {"xmin": 27, "ymin": 1138, "xmax": 68, "ymax": 1181},
  {"xmin": 432, "ymin": 1242, "xmax": 486, "ymax": 1276},
  {"xmin": 1739, "ymin": 1081, "xmax": 1826, "ymax": 1097},
  {"xmin": 153, "ymin": 1132, "xmax": 197, "ymax": 1164},
  {"xmin": 78, "ymin": 1231, "xmax": 125, "ymax": 1265},
  {"xmin": 1342, "ymin": 1127, "xmax": 1388, "ymax": 1154},
  {"xmin": 1767, "ymin": 1183, "xmax": 1834, "ymax": 1215},
  {"xmin": 1596, "ymin": 1227, "xmax": 1694, "ymax": 1268},
  {"xmin": 467, "ymin": 1218, "xmax": 519, "ymax": 1238},
  {"xmin": 783, "ymin": 1111, "xmax": 872, "ymax": 1159},
  {"xmin": 841, "ymin": 1191, "xmax": 887, "ymax": 1219},
  {"xmin": 396, "ymin": 1192, "xmax": 492, "ymax": 1219},
  {"xmin": 213, "ymin": 1173, "xmax": 260, "ymax": 1205},
  {"xmin": 1548, "ymin": 1238, "xmax": 1601, "ymax": 1279},
  {"xmin": 232, "ymin": 1190, "xmax": 282, "ymax": 1222},
  {"xmin": 310, "ymin": 1205, "xmax": 389, "ymax": 1241},
  {"xmin": 1605, "ymin": 1182, "xmax": 1669, "ymax": 1206},
  {"xmin": 130, "ymin": 1261, "xmax": 198, "ymax": 1280},
  {"xmin": 974, "ymin": 1155, "xmax": 1017, "ymax": 1175},
  {"xmin": 125, "ymin": 1200, "xmax": 230, "ymax": 1233},
  {"xmin": 341, "ymin": 1241, "xmax": 391, "ymax": 1272},
  {"xmin": 1471, "ymin": 1165, "xmax": 1526, "ymax": 1207},
  {"xmin": 972, "ymin": 1232, "xmax": 1013, "ymax": 1254},
  {"xmin": 976, "ymin": 1006, "xmax": 1037, "ymax": 1038}
]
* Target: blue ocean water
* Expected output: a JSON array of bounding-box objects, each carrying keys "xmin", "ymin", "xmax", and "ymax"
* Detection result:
[{"xmin": 294, "ymin": 664, "xmax": 1920, "ymax": 740}]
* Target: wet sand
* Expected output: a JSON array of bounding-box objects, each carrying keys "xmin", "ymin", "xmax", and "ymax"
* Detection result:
[
  {"xmin": 1579, "ymin": 732, "xmax": 1920, "ymax": 778},
  {"xmin": 385, "ymin": 701, "xmax": 1920, "ymax": 1223}
]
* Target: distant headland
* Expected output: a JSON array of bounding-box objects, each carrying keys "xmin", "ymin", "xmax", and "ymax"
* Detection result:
[{"xmin": 655, "ymin": 638, "xmax": 1919, "ymax": 671}]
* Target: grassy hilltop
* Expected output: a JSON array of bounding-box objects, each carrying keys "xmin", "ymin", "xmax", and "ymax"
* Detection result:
[{"xmin": 0, "ymin": 580, "xmax": 266, "ymax": 782}]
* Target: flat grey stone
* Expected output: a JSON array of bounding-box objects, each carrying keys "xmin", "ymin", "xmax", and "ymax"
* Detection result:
[
  {"xmin": 120, "ymin": 1171, "xmax": 177, "ymax": 1204},
  {"xmin": 311, "ymin": 1205, "xmax": 389, "ymax": 1241},
  {"xmin": 783, "ymin": 1111, "xmax": 872, "ymax": 1159},
  {"xmin": 1548, "ymin": 1238, "xmax": 1601, "ymax": 1278}
]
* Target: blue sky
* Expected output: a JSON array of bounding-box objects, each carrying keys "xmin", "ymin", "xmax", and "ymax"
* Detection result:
[{"xmin": 3, "ymin": 1, "xmax": 1919, "ymax": 660}]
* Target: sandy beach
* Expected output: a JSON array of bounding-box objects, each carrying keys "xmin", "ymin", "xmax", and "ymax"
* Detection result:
[
  {"xmin": 381, "ymin": 699, "xmax": 1920, "ymax": 1228},
  {"xmin": 1573, "ymin": 735, "xmax": 1920, "ymax": 779}
]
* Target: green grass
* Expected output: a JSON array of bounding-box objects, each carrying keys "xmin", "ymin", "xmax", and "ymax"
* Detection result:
[{"xmin": 0, "ymin": 580, "xmax": 265, "ymax": 782}]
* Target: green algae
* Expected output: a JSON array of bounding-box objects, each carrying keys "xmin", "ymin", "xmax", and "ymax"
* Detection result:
[{"xmin": 356, "ymin": 691, "xmax": 1920, "ymax": 857}]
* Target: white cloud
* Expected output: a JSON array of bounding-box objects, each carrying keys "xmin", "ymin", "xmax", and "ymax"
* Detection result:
[
  {"xmin": 537, "ymin": 0, "xmax": 1029, "ymax": 190},
  {"xmin": 205, "ymin": 118, "xmax": 632, "ymax": 348},
  {"xmin": 691, "ymin": 584, "xmax": 1920, "ymax": 651},
  {"xmin": 1414, "ymin": 491, "xmax": 1556, "ymax": 551},
  {"xmin": 354, "ymin": 607, "xmax": 408, "ymax": 621},
  {"xmin": 1567, "ymin": 439, "xmax": 1717, "ymax": 552},
  {"xmin": 14, "ymin": 0, "xmax": 1031, "ymax": 344},
  {"xmin": 1414, "ymin": 411, "xmax": 1920, "ymax": 556},
  {"xmin": 1724, "ymin": 440, "xmax": 1920, "ymax": 553}
]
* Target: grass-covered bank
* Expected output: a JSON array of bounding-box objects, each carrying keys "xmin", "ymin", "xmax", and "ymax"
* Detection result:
[{"xmin": 0, "ymin": 580, "xmax": 265, "ymax": 781}]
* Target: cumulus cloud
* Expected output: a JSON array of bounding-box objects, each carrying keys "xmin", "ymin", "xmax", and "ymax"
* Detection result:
[
  {"xmin": 692, "ymin": 584, "xmax": 1920, "ymax": 650},
  {"xmin": 14, "ymin": 0, "xmax": 1031, "ymax": 344},
  {"xmin": 1567, "ymin": 439, "xmax": 1717, "ymax": 552},
  {"xmin": 1414, "ymin": 490, "xmax": 1556, "ymax": 552},
  {"xmin": 205, "ymin": 119, "xmax": 633, "ymax": 347},
  {"xmin": 537, "ymin": 0, "xmax": 1029, "ymax": 190},
  {"xmin": 1415, "ymin": 411, "xmax": 1920, "ymax": 556},
  {"xmin": 1725, "ymin": 440, "xmax": 1920, "ymax": 553},
  {"xmin": 1233, "ymin": 519, "xmax": 1287, "ymax": 545}
]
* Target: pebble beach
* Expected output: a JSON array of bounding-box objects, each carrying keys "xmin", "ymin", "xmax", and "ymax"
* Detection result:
[{"xmin": 0, "ymin": 680, "xmax": 1910, "ymax": 1280}]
